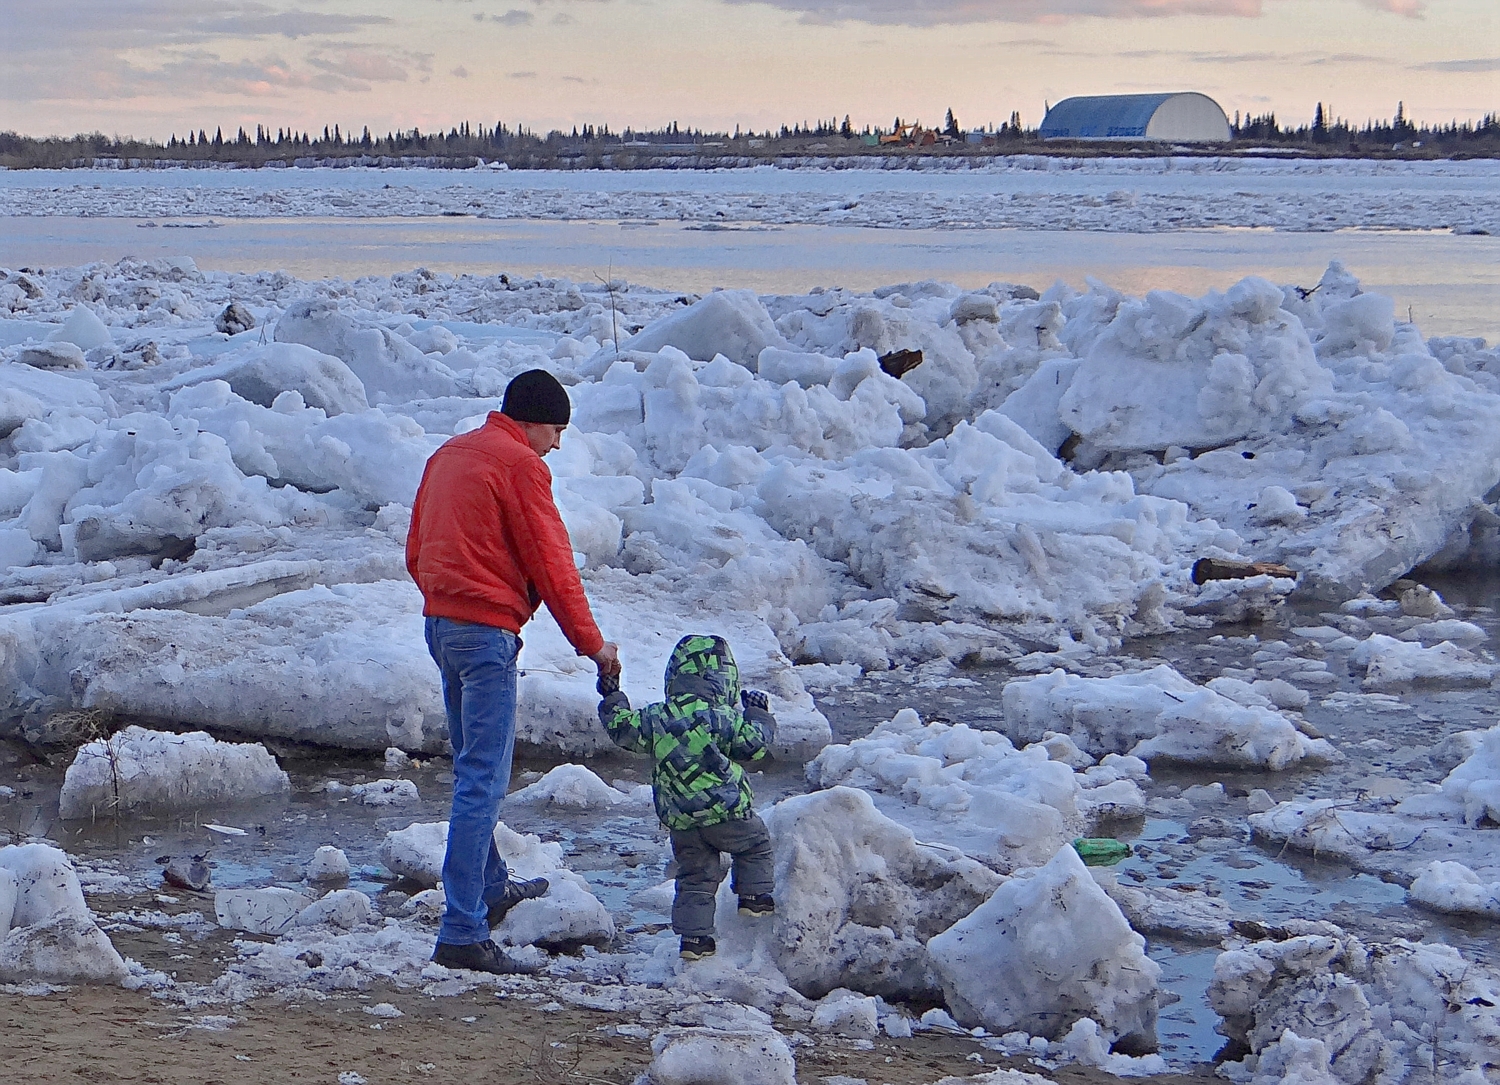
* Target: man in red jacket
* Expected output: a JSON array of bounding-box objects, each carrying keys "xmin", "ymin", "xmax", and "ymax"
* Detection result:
[{"xmin": 406, "ymin": 368, "xmax": 620, "ymax": 975}]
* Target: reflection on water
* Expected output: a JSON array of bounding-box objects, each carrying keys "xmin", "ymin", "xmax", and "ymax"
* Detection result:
[{"xmin": 1, "ymin": 216, "xmax": 1495, "ymax": 341}]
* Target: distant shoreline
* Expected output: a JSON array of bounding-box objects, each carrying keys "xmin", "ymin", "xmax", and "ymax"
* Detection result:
[{"xmin": 5, "ymin": 143, "xmax": 1499, "ymax": 173}]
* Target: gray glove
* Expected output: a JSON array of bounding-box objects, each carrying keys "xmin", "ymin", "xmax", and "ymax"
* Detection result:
[
  {"xmin": 597, "ymin": 672, "xmax": 620, "ymax": 697},
  {"xmin": 740, "ymin": 689, "xmax": 769, "ymax": 712}
]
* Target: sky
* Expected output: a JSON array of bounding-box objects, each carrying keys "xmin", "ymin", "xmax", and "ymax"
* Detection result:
[{"xmin": 1, "ymin": 0, "xmax": 1495, "ymax": 140}]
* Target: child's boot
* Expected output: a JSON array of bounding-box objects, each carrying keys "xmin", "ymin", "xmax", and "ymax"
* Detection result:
[
  {"xmin": 738, "ymin": 894, "xmax": 775, "ymax": 917},
  {"xmin": 679, "ymin": 935, "xmax": 716, "ymax": 960}
]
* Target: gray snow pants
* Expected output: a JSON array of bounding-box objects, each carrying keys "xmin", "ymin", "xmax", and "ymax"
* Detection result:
[{"xmin": 669, "ymin": 813, "xmax": 774, "ymax": 938}]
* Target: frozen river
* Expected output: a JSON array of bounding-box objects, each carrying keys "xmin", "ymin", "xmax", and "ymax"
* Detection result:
[{"xmin": 3, "ymin": 215, "xmax": 1497, "ymax": 341}]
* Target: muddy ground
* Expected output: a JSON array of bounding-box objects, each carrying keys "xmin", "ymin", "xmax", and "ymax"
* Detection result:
[{"xmin": 4, "ymin": 891, "xmax": 1208, "ymax": 1085}]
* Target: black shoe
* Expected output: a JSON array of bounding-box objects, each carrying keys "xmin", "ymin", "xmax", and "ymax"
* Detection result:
[
  {"xmin": 679, "ymin": 936, "xmax": 716, "ymax": 960},
  {"xmin": 431, "ymin": 939, "xmax": 544, "ymax": 976},
  {"xmin": 485, "ymin": 876, "xmax": 550, "ymax": 927},
  {"xmin": 738, "ymin": 894, "xmax": 775, "ymax": 918}
]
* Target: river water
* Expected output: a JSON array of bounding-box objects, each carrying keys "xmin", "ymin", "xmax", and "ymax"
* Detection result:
[{"xmin": 2, "ymin": 216, "xmax": 1496, "ymax": 342}]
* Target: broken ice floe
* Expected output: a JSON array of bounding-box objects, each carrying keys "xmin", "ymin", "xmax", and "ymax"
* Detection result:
[
  {"xmin": 57, "ymin": 725, "xmax": 290, "ymax": 818},
  {"xmin": 806, "ymin": 709, "xmax": 1146, "ymax": 871},
  {"xmin": 1002, "ymin": 665, "xmax": 1337, "ymax": 770},
  {"xmin": 7, "ymin": 257, "xmax": 1495, "ymax": 751},
  {"xmin": 1248, "ymin": 723, "xmax": 1500, "ymax": 914}
]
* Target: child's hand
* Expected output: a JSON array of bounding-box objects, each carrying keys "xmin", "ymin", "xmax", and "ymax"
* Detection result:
[
  {"xmin": 740, "ymin": 689, "xmax": 769, "ymax": 712},
  {"xmin": 597, "ymin": 672, "xmax": 620, "ymax": 697}
]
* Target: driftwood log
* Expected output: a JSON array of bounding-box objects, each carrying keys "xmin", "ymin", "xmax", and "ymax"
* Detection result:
[{"xmin": 1192, "ymin": 558, "xmax": 1297, "ymax": 585}]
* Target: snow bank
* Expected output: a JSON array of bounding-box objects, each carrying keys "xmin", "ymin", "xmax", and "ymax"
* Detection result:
[
  {"xmin": 1210, "ymin": 923, "xmax": 1500, "ymax": 1083},
  {"xmin": 58, "ymin": 726, "xmax": 290, "ymax": 818},
  {"xmin": 1001, "ymin": 666, "xmax": 1335, "ymax": 770},
  {"xmin": 928, "ymin": 844, "xmax": 1160, "ymax": 1050},
  {"xmin": 807, "ymin": 708, "xmax": 1145, "ymax": 871},
  {"xmin": 0, "ymin": 843, "xmax": 128, "ymax": 984}
]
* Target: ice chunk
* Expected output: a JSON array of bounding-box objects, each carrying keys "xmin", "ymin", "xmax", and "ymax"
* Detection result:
[
  {"xmin": 646, "ymin": 1026, "xmax": 796, "ymax": 1085},
  {"xmin": 350, "ymin": 779, "xmax": 420, "ymax": 806},
  {"xmin": 294, "ymin": 889, "xmax": 373, "ymax": 930},
  {"xmin": 25, "ymin": 580, "xmax": 449, "ymax": 753},
  {"xmin": 306, "ymin": 846, "xmax": 350, "ymax": 882},
  {"xmin": 928, "ymin": 845, "xmax": 1160, "ymax": 1048},
  {"xmin": 1440, "ymin": 723, "xmax": 1500, "ymax": 827},
  {"xmin": 746, "ymin": 786, "xmax": 1001, "ymax": 1000},
  {"xmin": 274, "ymin": 298, "xmax": 459, "ymax": 402},
  {"xmin": 58, "ymin": 727, "xmax": 290, "ymax": 819},
  {"xmin": 505, "ymin": 763, "xmax": 646, "ymax": 811},
  {"xmin": 756, "ymin": 347, "xmax": 839, "ymax": 388},
  {"xmin": 492, "ymin": 872, "xmax": 613, "ymax": 949},
  {"xmin": 47, "ymin": 307, "xmax": 114, "ymax": 351},
  {"xmin": 807, "ymin": 711, "xmax": 1098, "ymax": 870},
  {"xmin": 810, "ymin": 991, "xmax": 880, "ymax": 1036},
  {"xmin": 18, "ymin": 342, "xmax": 86, "ymax": 370},
  {"xmin": 1408, "ymin": 860, "xmax": 1500, "ymax": 918},
  {"xmin": 1002, "ymin": 667, "xmax": 1333, "ymax": 770},
  {"xmin": 1350, "ymin": 633, "xmax": 1496, "ymax": 689},
  {"xmin": 1058, "ymin": 280, "xmax": 1330, "ymax": 452},
  {"xmin": 997, "ymin": 357, "xmax": 1081, "ymax": 454},
  {"xmin": 209, "ymin": 343, "xmax": 368, "ymax": 416},
  {"xmin": 379, "ymin": 820, "xmax": 564, "ymax": 887},
  {"xmin": 215, "ymin": 887, "xmax": 308, "ymax": 934},
  {"xmin": 0, "ymin": 843, "xmax": 128, "ymax": 984},
  {"xmin": 624, "ymin": 290, "xmax": 785, "ymax": 370},
  {"xmin": 1210, "ymin": 925, "xmax": 1500, "ymax": 1083}
]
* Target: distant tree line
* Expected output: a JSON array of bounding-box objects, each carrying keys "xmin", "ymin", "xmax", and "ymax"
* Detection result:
[
  {"xmin": 1230, "ymin": 102, "xmax": 1498, "ymax": 154},
  {"xmin": 0, "ymin": 102, "xmax": 1494, "ymax": 169}
]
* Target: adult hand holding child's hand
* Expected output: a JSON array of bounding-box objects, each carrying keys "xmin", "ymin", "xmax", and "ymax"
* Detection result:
[{"xmin": 591, "ymin": 641, "xmax": 621, "ymax": 677}]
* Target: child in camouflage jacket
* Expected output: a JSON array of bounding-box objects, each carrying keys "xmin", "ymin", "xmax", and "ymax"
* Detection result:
[{"xmin": 597, "ymin": 634, "xmax": 776, "ymax": 960}]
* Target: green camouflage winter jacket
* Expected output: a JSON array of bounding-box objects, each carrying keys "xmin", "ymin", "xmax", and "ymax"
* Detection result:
[{"xmin": 599, "ymin": 634, "xmax": 775, "ymax": 831}]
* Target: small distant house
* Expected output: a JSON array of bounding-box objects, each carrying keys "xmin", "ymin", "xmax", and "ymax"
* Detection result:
[{"xmin": 1039, "ymin": 93, "xmax": 1231, "ymax": 142}]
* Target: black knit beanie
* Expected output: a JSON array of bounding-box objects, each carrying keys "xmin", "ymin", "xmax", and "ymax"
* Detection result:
[{"xmin": 501, "ymin": 369, "xmax": 571, "ymax": 425}]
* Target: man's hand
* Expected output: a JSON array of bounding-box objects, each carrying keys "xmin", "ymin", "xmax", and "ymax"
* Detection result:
[{"xmin": 591, "ymin": 642, "xmax": 621, "ymax": 677}]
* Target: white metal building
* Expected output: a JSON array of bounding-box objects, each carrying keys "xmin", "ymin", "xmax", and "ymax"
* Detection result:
[{"xmin": 1039, "ymin": 93, "xmax": 1231, "ymax": 142}]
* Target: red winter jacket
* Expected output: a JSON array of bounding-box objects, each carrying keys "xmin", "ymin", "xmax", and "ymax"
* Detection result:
[{"xmin": 405, "ymin": 412, "xmax": 604, "ymax": 657}]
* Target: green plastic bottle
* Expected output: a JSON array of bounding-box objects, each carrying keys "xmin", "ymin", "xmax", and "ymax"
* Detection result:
[{"xmin": 1072, "ymin": 837, "xmax": 1131, "ymax": 866}]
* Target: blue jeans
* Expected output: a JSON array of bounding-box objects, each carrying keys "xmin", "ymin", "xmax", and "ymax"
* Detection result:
[{"xmin": 425, "ymin": 617, "xmax": 520, "ymax": 946}]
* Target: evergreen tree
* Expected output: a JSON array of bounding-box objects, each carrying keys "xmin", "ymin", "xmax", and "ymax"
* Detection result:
[{"xmin": 944, "ymin": 108, "xmax": 960, "ymax": 137}]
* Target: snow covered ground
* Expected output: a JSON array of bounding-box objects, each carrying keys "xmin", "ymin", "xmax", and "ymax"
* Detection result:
[{"xmin": 2, "ymin": 158, "xmax": 1497, "ymax": 234}]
